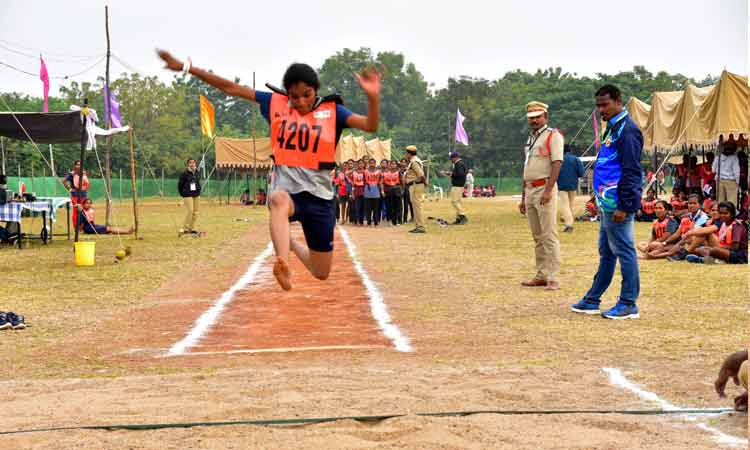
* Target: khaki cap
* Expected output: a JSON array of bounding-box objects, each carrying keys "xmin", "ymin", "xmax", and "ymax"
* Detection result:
[
  {"xmin": 526, "ymin": 101, "xmax": 549, "ymax": 118},
  {"xmin": 405, "ymin": 145, "xmax": 418, "ymax": 154}
]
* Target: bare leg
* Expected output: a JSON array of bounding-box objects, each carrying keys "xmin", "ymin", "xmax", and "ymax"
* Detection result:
[
  {"xmin": 290, "ymin": 237, "xmax": 334, "ymax": 280},
  {"xmin": 636, "ymin": 241, "xmax": 649, "ymax": 254},
  {"xmin": 106, "ymin": 225, "xmax": 134, "ymax": 235},
  {"xmin": 269, "ymin": 191, "xmax": 294, "ymax": 290}
]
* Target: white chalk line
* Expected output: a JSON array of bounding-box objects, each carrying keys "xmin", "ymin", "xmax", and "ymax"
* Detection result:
[
  {"xmin": 165, "ymin": 242, "xmax": 275, "ymax": 356},
  {"xmin": 182, "ymin": 345, "xmax": 386, "ymax": 356},
  {"xmin": 603, "ymin": 368, "xmax": 747, "ymax": 448},
  {"xmin": 338, "ymin": 226, "xmax": 413, "ymax": 352}
]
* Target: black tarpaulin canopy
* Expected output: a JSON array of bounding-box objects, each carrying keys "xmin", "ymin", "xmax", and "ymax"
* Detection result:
[{"xmin": 0, "ymin": 111, "xmax": 82, "ymax": 144}]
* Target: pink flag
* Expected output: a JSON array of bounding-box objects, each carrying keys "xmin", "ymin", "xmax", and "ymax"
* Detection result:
[
  {"xmin": 592, "ymin": 109, "xmax": 600, "ymax": 150},
  {"xmin": 455, "ymin": 108, "xmax": 469, "ymax": 146},
  {"xmin": 39, "ymin": 56, "xmax": 49, "ymax": 112}
]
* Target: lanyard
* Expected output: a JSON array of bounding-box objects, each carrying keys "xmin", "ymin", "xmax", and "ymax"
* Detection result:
[
  {"xmin": 600, "ymin": 111, "xmax": 628, "ymax": 144},
  {"xmin": 525, "ymin": 125, "xmax": 548, "ymax": 166}
]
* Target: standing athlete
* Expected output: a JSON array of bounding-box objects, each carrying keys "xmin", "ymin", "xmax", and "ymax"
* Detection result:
[{"xmin": 158, "ymin": 50, "xmax": 380, "ymax": 290}]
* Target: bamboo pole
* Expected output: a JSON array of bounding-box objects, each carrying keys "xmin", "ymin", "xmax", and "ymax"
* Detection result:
[
  {"xmin": 252, "ymin": 71, "xmax": 258, "ymax": 208},
  {"xmin": 128, "ymin": 126, "xmax": 139, "ymax": 238},
  {"xmin": 74, "ymin": 103, "xmax": 88, "ymax": 243},
  {"xmin": 104, "ymin": 5, "xmax": 113, "ymax": 226}
]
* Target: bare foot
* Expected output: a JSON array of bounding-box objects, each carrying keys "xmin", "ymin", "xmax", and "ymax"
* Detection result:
[{"xmin": 273, "ymin": 257, "xmax": 292, "ymax": 291}]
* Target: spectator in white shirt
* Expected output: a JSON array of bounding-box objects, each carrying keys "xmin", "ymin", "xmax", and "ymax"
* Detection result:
[{"xmin": 713, "ymin": 143, "xmax": 740, "ymax": 204}]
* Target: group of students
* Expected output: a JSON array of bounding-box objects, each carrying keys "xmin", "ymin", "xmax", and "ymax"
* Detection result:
[
  {"xmin": 636, "ymin": 192, "xmax": 747, "ymax": 264},
  {"xmin": 332, "ymin": 157, "xmax": 414, "ymax": 226},
  {"xmin": 466, "ymin": 185, "xmax": 496, "ymax": 198}
]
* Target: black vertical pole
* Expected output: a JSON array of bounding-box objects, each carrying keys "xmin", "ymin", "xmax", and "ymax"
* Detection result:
[{"xmin": 74, "ymin": 102, "xmax": 88, "ymax": 243}]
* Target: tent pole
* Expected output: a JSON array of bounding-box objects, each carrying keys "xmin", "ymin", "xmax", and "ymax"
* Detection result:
[
  {"xmin": 104, "ymin": 5, "xmax": 113, "ymax": 227},
  {"xmin": 128, "ymin": 126, "xmax": 139, "ymax": 239},
  {"xmin": 1, "ymin": 136, "xmax": 5, "ymax": 175},
  {"xmin": 252, "ymin": 71, "xmax": 258, "ymax": 208},
  {"xmin": 716, "ymin": 137, "xmax": 722, "ymax": 202},
  {"xmin": 74, "ymin": 103, "xmax": 87, "ymax": 243}
]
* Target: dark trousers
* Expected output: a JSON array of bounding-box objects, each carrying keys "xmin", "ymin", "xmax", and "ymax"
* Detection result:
[
  {"xmin": 354, "ymin": 196, "xmax": 365, "ymax": 224},
  {"xmin": 387, "ymin": 191, "xmax": 402, "ymax": 225},
  {"xmin": 402, "ymin": 188, "xmax": 413, "ymax": 222},
  {"xmin": 365, "ymin": 197, "xmax": 380, "ymax": 225}
]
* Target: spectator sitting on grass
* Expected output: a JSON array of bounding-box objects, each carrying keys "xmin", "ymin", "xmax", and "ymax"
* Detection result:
[
  {"xmin": 636, "ymin": 189, "xmax": 657, "ymax": 222},
  {"xmin": 682, "ymin": 201, "xmax": 720, "ymax": 255},
  {"xmin": 78, "ymin": 198, "xmax": 134, "ymax": 235},
  {"xmin": 637, "ymin": 200, "xmax": 677, "ymax": 259},
  {"xmin": 240, "ymin": 189, "xmax": 252, "ymax": 205},
  {"xmin": 689, "ymin": 201, "xmax": 748, "ymax": 264},
  {"xmin": 670, "ymin": 187, "xmax": 688, "ymax": 217},
  {"xmin": 648, "ymin": 194, "xmax": 708, "ymax": 260}
]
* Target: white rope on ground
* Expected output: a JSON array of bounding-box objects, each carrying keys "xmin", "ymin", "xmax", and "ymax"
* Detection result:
[
  {"xmin": 338, "ymin": 226, "xmax": 413, "ymax": 352},
  {"xmin": 165, "ymin": 242, "xmax": 274, "ymax": 356},
  {"xmin": 603, "ymin": 368, "xmax": 747, "ymax": 449}
]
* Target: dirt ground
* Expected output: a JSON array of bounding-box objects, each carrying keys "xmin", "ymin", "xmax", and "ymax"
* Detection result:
[{"xmin": 1, "ymin": 198, "xmax": 747, "ymax": 449}]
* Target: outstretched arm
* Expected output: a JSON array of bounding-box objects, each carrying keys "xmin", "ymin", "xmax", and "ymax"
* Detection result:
[
  {"xmin": 157, "ymin": 50, "xmax": 256, "ymax": 102},
  {"xmin": 346, "ymin": 68, "xmax": 380, "ymax": 132}
]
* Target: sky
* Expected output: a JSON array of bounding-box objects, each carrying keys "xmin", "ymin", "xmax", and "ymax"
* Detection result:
[{"xmin": 0, "ymin": 0, "xmax": 747, "ymax": 98}]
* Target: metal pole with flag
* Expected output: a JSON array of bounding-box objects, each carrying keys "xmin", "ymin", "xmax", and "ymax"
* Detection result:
[
  {"xmin": 455, "ymin": 108, "xmax": 469, "ymax": 146},
  {"xmin": 39, "ymin": 55, "xmax": 49, "ymax": 112},
  {"xmin": 199, "ymin": 95, "xmax": 215, "ymax": 179}
]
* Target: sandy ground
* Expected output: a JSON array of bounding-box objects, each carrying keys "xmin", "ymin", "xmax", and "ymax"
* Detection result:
[{"xmin": 2, "ymin": 204, "xmax": 747, "ymax": 449}]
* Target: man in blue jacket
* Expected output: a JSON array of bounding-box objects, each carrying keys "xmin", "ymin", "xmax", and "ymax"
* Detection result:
[
  {"xmin": 571, "ymin": 85, "xmax": 643, "ymax": 320},
  {"xmin": 558, "ymin": 144, "xmax": 585, "ymax": 232}
]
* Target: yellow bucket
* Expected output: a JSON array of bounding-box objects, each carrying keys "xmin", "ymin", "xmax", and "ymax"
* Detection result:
[{"xmin": 74, "ymin": 241, "xmax": 96, "ymax": 266}]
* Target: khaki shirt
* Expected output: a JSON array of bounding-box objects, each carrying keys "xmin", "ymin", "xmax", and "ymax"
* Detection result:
[
  {"xmin": 523, "ymin": 125, "xmax": 564, "ymax": 181},
  {"xmin": 405, "ymin": 156, "xmax": 425, "ymax": 183}
]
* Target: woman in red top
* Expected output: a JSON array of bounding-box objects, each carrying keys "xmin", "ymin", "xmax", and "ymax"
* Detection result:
[
  {"xmin": 383, "ymin": 160, "xmax": 403, "ymax": 226},
  {"xmin": 350, "ymin": 160, "xmax": 366, "ymax": 225},
  {"xmin": 637, "ymin": 200, "xmax": 677, "ymax": 258}
]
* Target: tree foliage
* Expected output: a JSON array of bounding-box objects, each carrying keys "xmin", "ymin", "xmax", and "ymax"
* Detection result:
[{"xmin": 1, "ymin": 50, "xmax": 708, "ymax": 179}]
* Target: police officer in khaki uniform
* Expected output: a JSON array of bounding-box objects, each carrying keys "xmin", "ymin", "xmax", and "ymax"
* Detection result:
[
  {"xmin": 404, "ymin": 145, "xmax": 426, "ymax": 233},
  {"xmin": 519, "ymin": 101, "xmax": 563, "ymax": 290}
]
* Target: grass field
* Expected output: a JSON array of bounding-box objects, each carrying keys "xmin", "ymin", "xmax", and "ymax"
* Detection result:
[{"xmin": 1, "ymin": 196, "xmax": 747, "ymax": 449}]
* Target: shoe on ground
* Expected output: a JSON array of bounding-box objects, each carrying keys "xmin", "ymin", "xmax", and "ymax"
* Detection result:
[
  {"xmin": 453, "ymin": 217, "xmax": 462, "ymax": 225},
  {"xmin": 570, "ymin": 299, "xmax": 601, "ymax": 314},
  {"xmin": 409, "ymin": 228, "xmax": 426, "ymax": 234},
  {"xmin": 0, "ymin": 312, "xmax": 10, "ymax": 330},
  {"xmin": 602, "ymin": 302, "xmax": 639, "ymax": 320},
  {"xmin": 6, "ymin": 312, "xmax": 25, "ymax": 330},
  {"xmin": 521, "ymin": 278, "xmax": 547, "ymax": 287},
  {"xmin": 563, "ymin": 226, "xmax": 574, "ymax": 233},
  {"xmin": 686, "ymin": 254, "xmax": 704, "ymax": 264},
  {"xmin": 667, "ymin": 249, "xmax": 688, "ymax": 262}
]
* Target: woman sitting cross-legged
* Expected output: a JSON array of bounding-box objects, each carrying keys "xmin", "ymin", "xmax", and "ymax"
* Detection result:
[
  {"xmin": 637, "ymin": 200, "xmax": 678, "ymax": 259},
  {"xmin": 689, "ymin": 202, "xmax": 748, "ymax": 264}
]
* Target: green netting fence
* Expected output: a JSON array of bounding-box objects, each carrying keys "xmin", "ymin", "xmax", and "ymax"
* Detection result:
[{"xmin": 5, "ymin": 175, "xmax": 527, "ymax": 201}]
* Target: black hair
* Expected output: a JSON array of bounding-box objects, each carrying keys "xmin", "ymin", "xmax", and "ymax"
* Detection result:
[
  {"xmin": 0, "ymin": 174, "xmax": 6, "ymax": 184},
  {"xmin": 718, "ymin": 201, "xmax": 736, "ymax": 218},
  {"xmin": 687, "ymin": 194, "xmax": 701, "ymax": 203},
  {"xmin": 595, "ymin": 84, "xmax": 622, "ymax": 103},
  {"xmin": 74, "ymin": 160, "xmax": 81, "ymax": 165},
  {"xmin": 283, "ymin": 63, "xmax": 320, "ymax": 92},
  {"xmin": 186, "ymin": 158, "xmax": 196, "ymax": 165},
  {"xmin": 656, "ymin": 200, "xmax": 671, "ymax": 211}
]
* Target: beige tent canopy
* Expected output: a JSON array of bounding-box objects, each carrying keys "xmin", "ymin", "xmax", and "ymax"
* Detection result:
[
  {"xmin": 626, "ymin": 71, "xmax": 749, "ymax": 151},
  {"xmin": 214, "ymin": 137, "xmax": 274, "ymax": 169},
  {"xmin": 336, "ymin": 134, "xmax": 392, "ymax": 163},
  {"xmin": 215, "ymin": 134, "xmax": 392, "ymax": 168}
]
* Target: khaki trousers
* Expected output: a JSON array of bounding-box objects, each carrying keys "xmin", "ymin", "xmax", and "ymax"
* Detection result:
[
  {"xmin": 718, "ymin": 180, "xmax": 738, "ymax": 205},
  {"xmin": 525, "ymin": 185, "xmax": 560, "ymax": 281},
  {"xmin": 449, "ymin": 186, "xmax": 465, "ymax": 217},
  {"xmin": 183, "ymin": 196, "xmax": 199, "ymax": 231},
  {"xmin": 558, "ymin": 190, "xmax": 576, "ymax": 227},
  {"xmin": 409, "ymin": 183, "xmax": 425, "ymax": 230}
]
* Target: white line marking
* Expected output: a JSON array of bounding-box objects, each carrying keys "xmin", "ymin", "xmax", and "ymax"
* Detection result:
[
  {"xmin": 184, "ymin": 345, "xmax": 385, "ymax": 356},
  {"xmin": 338, "ymin": 226, "xmax": 413, "ymax": 352},
  {"xmin": 603, "ymin": 368, "xmax": 748, "ymax": 448},
  {"xmin": 165, "ymin": 242, "xmax": 274, "ymax": 356}
]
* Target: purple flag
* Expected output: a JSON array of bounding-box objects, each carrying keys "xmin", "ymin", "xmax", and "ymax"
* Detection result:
[
  {"xmin": 103, "ymin": 86, "xmax": 123, "ymax": 128},
  {"xmin": 455, "ymin": 108, "xmax": 469, "ymax": 146},
  {"xmin": 39, "ymin": 56, "xmax": 49, "ymax": 112}
]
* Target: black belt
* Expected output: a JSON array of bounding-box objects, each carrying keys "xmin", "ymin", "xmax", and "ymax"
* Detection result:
[{"xmin": 406, "ymin": 182, "xmax": 424, "ymax": 186}]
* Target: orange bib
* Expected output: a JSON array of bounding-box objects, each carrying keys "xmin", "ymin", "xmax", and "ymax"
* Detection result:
[
  {"xmin": 270, "ymin": 94, "xmax": 337, "ymax": 170},
  {"xmin": 365, "ymin": 170, "xmax": 381, "ymax": 185},
  {"xmin": 652, "ymin": 218, "xmax": 669, "ymax": 239},
  {"xmin": 383, "ymin": 171, "xmax": 400, "ymax": 186}
]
